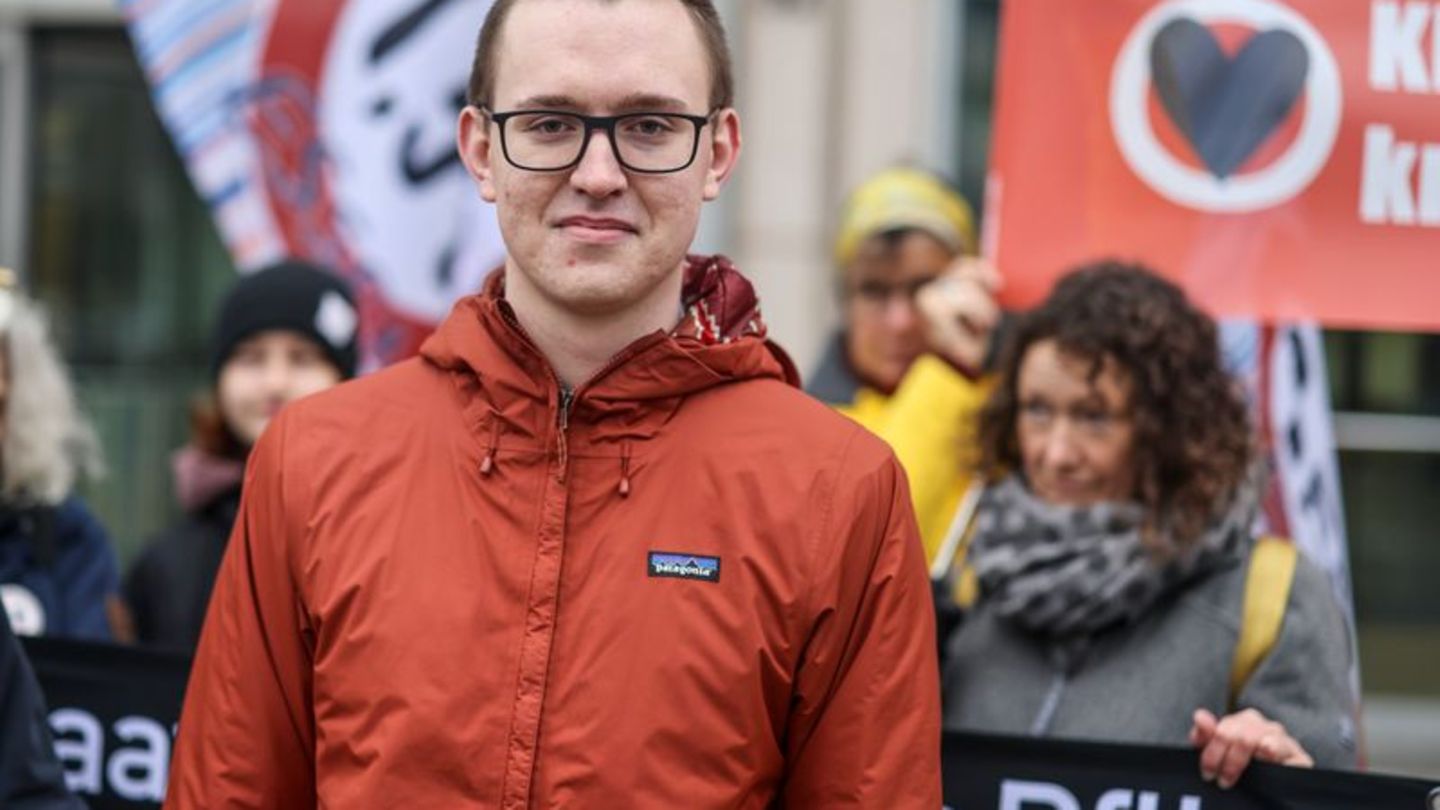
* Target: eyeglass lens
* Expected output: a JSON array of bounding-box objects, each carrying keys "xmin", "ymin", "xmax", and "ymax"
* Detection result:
[{"xmin": 501, "ymin": 112, "xmax": 701, "ymax": 172}]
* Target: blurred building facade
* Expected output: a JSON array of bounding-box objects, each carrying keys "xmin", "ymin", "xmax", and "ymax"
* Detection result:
[{"xmin": 0, "ymin": 0, "xmax": 1434, "ymax": 775}]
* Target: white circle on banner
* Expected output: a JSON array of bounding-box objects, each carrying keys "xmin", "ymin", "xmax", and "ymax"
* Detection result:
[
  {"xmin": 2, "ymin": 583, "xmax": 47, "ymax": 636},
  {"xmin": 1109, "ymin": 0, "xmax": 1342, "ymax": 212}
]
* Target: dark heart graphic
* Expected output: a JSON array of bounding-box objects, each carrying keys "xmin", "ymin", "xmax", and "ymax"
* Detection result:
[{"xmin": 1150, "ymin": 18, "xmax": 1309, "ymax": 179}]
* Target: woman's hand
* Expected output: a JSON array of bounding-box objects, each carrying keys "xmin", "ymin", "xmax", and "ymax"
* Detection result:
[{"xmin": 1189, "ymin": 707, "xmax": 1314, "ymax": 789}]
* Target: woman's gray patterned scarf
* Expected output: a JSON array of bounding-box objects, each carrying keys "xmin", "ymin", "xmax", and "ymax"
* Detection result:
[{"xmin": 969, "ymin": 475, "xmax": 1256, "ymax": 651}]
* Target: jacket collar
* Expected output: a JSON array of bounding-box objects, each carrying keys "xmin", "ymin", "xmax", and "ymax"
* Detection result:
[{"xmin": 419, "ymin": 255, "xmax": 798, "ymax": 443}]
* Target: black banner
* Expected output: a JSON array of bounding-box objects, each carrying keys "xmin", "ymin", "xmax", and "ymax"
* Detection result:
[
  {"xmin": 21, "ymin": 637, "xmax": 189, "ymax": 810},
  {"xmin": 944, "ymin": 730, "xmax": 1440, "ymax": 810},
  {"xmin": 14, "ymin": 639, "xmax": 1440, "ymax": 810}
]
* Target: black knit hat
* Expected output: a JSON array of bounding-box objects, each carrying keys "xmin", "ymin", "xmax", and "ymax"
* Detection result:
[{"xmin": 211, "ymin": 260, "xmax": 359, "ymax": 379}]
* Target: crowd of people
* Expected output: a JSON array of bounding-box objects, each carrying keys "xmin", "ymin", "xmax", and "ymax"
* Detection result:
[
  {"xmin": 0, "ymin": 0, "xmax": 1363, "ymax": 806},
  {"xmin": 0, "ymin": 260, "xmax": 358, "ymax": 656},
  {"xmin": 812, "ymin": 175, "xmax": 1357, "ymax": 784}
]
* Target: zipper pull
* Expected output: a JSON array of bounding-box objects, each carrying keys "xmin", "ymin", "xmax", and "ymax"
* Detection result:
[
  {"xmin": 558, "ymin": 388, "xmax": 574, "ymax": 432},
  {"xmin": 556, "ymin": 387, "xmax": 574, "ymax": 479},
  {"xmin": 618, "ymin": 442, "xmax": 632, "ymax": 497},
  {"xmin": 480, "ymin": 418, "xmax": 501, "ymax": 477}
]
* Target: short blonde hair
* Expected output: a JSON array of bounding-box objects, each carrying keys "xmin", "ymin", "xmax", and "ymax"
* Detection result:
[{"xmin": 467, "ymin": 0, "xmax": 734, "ymax": 110}]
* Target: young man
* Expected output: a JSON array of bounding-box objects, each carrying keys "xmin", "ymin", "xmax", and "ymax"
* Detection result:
[
  {"xmin": 809, "ymin": 167, "xmax": 1003, "ymax": 564},
  {"xmin": 164, "ymin": 1, "xmax": 940, "ymax": 808}
]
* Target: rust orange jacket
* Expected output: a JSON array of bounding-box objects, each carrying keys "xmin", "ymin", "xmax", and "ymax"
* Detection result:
[{"xmin": 165, "ymin": 258, "xmax": 940, "ymax": 809}]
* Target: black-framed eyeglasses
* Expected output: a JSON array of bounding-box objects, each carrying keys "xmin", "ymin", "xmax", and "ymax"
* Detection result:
[
  {"xmin": 480, "ymin": 107, "xmax": 716, "ymax": 174},
  {"xmin": 850, "ymin": 276, "xmax": 937, "ymax": 307}
]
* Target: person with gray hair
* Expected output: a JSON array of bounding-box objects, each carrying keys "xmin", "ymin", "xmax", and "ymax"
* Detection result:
[{"xmin": 0, "ymin": 267, "xmax": 121, "ymax": 640}]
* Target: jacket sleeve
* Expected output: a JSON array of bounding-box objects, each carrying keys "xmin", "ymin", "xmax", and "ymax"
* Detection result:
[
  {"xmin": 1236, "ymin": 555, "xmax": 1359, "ymax": 769},
  {"xmin": 845, "ymin": 356, "xmax": 991, "ymax": 565},
  {"xmin": 164, "ymin": 412, "xmax": 316, "ymax": 809},
  {"xmin": 781, "ymin": 441, "xmax": 942, "ymax": 808}
]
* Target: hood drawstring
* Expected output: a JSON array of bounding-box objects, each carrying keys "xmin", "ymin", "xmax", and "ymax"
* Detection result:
[
  {"xmin": 618, "ymin": 442, "xmax": 632, "ymax": 498},
  {"xmin": 480, "ymin": 418, "xmax": 502, "ymax": 477}
]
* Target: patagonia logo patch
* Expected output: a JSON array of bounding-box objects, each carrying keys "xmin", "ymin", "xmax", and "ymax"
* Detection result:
[{"xmin": 647, "ymin": 551, "xmax": 721, "ymax": 584}]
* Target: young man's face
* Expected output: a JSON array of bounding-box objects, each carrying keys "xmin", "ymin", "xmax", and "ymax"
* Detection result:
[{"xmin": 459, "ymin": 0, "xmax": 740, "ymax": 318}]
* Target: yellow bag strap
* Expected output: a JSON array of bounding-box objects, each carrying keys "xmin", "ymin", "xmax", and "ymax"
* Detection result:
[
  {"xmin": 1229, "ymin": 536, "xmax": 1298, "ymax": 709},
  {"xmin": 933, "ymin": 482, "xmax": 983, "ymax": 609},
  {"xmin": 951, "ymin": 559, "xmax": 979, "ymax": 609}
]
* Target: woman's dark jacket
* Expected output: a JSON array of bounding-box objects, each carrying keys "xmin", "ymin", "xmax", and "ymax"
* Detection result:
[
  {"xmin": 0, "ymin": 496, "xmax": 118, "ymax": 640},
  {"xmin": 124, "ymin": 482, "xmax": 240, "ymax": 651}
]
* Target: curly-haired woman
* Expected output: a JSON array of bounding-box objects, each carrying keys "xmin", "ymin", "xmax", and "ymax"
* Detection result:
[
  {"xmin": 0, "ymin": 269, "xmax": 121, "ymax": 640},
  {"xmin": 941, "ymin": 262, "xmax": 1357, "ymax": 787}
]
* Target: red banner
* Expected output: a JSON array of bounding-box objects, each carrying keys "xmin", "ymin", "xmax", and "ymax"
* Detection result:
[{"xmin": 987, "ymin": 0, "xmax": 1440, "ymax": 330}]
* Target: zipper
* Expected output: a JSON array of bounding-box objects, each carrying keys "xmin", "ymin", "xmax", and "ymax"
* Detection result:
[
  {"xmin": 495, "ymin": 304, "xmax": 576, "ymax": 483},
  {"xmin": 494, "ymin": 301, "xmax": 665, "ymax": 483},
  {"xmin": 557, "ymin": 387, "xmax": 574, "ymax": 481}
]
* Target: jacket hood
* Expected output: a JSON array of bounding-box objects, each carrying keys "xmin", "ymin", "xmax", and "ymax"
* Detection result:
[{"xmin": 420, "ymin": 255, "xmax": 799, "ymax": 442}]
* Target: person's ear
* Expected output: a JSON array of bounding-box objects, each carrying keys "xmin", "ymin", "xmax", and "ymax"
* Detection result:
[
  {"xmin": 701, "ymin": 108, "xmax": 741, "ymax": 201},
  {"xmin": 457, "ymin": 106, "xmax": 499, "ymax": 203}
]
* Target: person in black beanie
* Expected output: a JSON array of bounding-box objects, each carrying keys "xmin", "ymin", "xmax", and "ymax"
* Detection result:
[{"xmin": 123, "ymin": 260, "xmax": 358, "ymax": 650}]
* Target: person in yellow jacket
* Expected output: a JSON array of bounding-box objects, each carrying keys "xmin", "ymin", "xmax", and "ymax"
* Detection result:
[{"xmin": 808, "ymin": 167, "xmax": 1002, "ymax": 564}]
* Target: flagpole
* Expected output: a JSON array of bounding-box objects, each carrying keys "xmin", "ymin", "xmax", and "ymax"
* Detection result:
[{"xmin": 930, "ymin": 480, "xmax": 984, "ymax": 581}]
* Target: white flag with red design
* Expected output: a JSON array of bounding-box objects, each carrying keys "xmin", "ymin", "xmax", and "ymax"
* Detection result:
[
  {"xmin": 121, "ymin": 0, "xmax": 502, "ymax": 367},
  {"xmin": 1222, "ymin": 321, "xmax": 1355, "ymax": 622}
]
